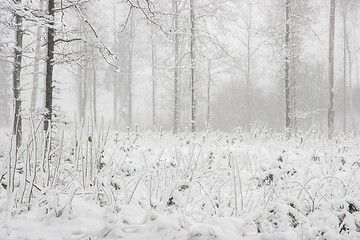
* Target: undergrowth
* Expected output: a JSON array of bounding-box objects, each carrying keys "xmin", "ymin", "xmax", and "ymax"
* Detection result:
[{"xmin": 0, "ymin": 122, "xmax": 359, "ymax": 239}]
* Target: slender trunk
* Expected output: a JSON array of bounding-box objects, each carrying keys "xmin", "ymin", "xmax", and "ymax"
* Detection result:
[
  {"xmin": 190, "ymin": 0, "xmax": 196, "ymax": 133},
  {"xmin": 246, "ymin": 3, "xmax": 252, "ymax": 130},
  {"xmin": 31, "ymin": 0, "xmax": 43, "ymax": 111},
  {"xmin": 44, "ymin": 0, "xmax": 55, "ymax": 132},
  {"xmin": 343, "ymin": 2, "xmax": 347, "ymax": 132},
  {"xmin": 2, "ymin": 77, "xmax": 10, "ymax": 126},
  {"xmin": 292, "ymin": 62, "xmax": 297, "ymax": 136},
  {"xmin": 284, "ymin": 0, "xmax": 291, "ymax": 136},
  {"xmin": 77, "ymin": 65, "xmax": 83, "ymax": 122},
  {"xmin": 127, "ymin": 12, "xmax": 134, "ymax": 128},
  {"xmin": 173, "ymin": 0, "xmax": 180, "ymax": 134},
  {"xmin": 347, "ymin": 43, "xmax": 354, "ymax": 132},
  {"xmin": 77, "ymin": 20, "xmax": 83, "ymax": 122},
  {"xmin": 346, "ymin": 14, "xmax": 355, "ymax": 132},
  {"xmin": 207, "ymin": 60, "xmax": 211, "ymax": 128},
  {"xmin": 328, "ymin": 0, "xmax": 336, "ymax": 139},
  {"xmin": 113, "ymin": 80, "xmax": 117, "ymax": 126},
  {"xmin": 151, "ymin": 24, "xmax": 156, "ymax": 128},
  {"xmin": 354, "ymin": 9, "xmax": 358, "ymax": 134},
  {"xmin": 113, "ymin": 0, "xmax": 118, "ymax": 127},
  {"xmin": 317, "ymin": 63, "xmax": 323, "ymax": 133},
  {"xmin": 81, "ymin": 45, "xmax": 88, "ymax": 122},
  {"xmin": 291, "ymin": 30, "xmax": 297, "ymax": 136},
  {"xmin": 92, "ymin": 56, "xmax": 97, "ymax": 126},
  {"xmin": 13, "ymin": 0, "xmax": 23, "ymax": 149}
]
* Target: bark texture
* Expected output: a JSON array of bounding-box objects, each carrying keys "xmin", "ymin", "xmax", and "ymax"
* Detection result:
[
  {"xmin": 13, "ymin": 0, "xmax": 23, "ymax": 149},
  {"xmin": 44, "ymin": 0, "xmax": 55, "ymax": 132}
]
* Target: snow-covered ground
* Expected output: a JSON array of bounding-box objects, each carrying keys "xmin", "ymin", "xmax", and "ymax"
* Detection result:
[{"xmin": 0, "ymin": 129, "xmax": 359, "ymax": 239}]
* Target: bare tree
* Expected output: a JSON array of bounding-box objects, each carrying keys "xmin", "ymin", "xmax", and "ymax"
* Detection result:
[
  {"xmin": 151, "ymin": 23, "xmax": 157, "ymax": 127},
  {"xmin": 241, "ymin": 2, "xmax": 253, "ymax": 129},
  {"xmin": 44, "ymin": 0, "xmax": 55, "ymax": 132},
  {"xmin": 0, "ymin": 64, "xmax": 11, "ymax": 126},
  {"xmin": 13, "ymin": 0, "xmax": 23, "ymax": 149},
  {"xmin": 31, "ymin": 0, "xmax": 43, "ymax": 111},
  {"xmin": 112, "ymin": 0, "xmax": 119, "ymax": 127},
  {"xmin": 342, "ymin": 0, "xmax": 347, "ymax": 132},
  {"xmin": 328, "ymin": 0, "xmax": 336, "ymax": 138},
  {"xmin": 207, "ymin": 59, "xmax": 211, "ymax": 128},
  {"xmin": 78, "ymin": 42, "xmax": 89, "ymax": 123},
  {"xmin": 173, "ymin": 0, "xmax": 180, "ymax": 134},
  {"xmin": 91, "ymin": 47, "xmax": 97, "ymax": 125},
  {"xmin": 347, "ymin": 1, "xmax": 356, "ymax": 132},
  {"xmin": 190, "ymin": 0, "xmax": 196, "ymax": 132},
  {"xmin": 127, "ymin": 11, "xmax": 135, "ymax": 128},
  {"xmin": 284, "ymin": 0, "xmax": 291, "ymax": 136}
]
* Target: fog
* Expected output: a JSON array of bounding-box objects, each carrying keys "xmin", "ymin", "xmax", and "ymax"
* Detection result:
[
  {"xmin": 1, "ymin": 0, "xmax": 359, "ymax": 135},
  {"xmin": 2, "ymin": 1, "xmax": 360, "ymax": 239}
]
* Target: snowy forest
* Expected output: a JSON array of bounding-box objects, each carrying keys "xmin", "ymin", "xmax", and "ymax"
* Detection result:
[{"xmin": 0, "ymin": 0, "xmax": 360, "ymax": 239}]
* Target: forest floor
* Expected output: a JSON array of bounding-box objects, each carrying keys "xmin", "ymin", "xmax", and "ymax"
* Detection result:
[{"xmin": 0, "ymin": 127, "xmax": 359, "ymax": 240}]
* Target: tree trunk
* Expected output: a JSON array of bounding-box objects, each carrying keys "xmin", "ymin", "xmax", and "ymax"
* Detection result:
[
  {"xmin": 342, "ymin": 2, "xmax": 347, "ymax": 133},
  {"xmin": 246, "ymin": 3, "xmax": 252, "ymax": 130},
  {"xmin": 317, "ymin": 63, "xmax": 324, "ymax": 133},
  {"xmin": 290, "ymin": 30, "xmax": 297, "ymax": 136},
  {"xmin": 44, "ymin": 0, "xmax": 55, "ymax": 132},
  {"xmin": 328, "ymin": 0, "xmax": 336, "ymax": 139},
  {"xmin": 151, "ymin": 24, "xmax": 156, "ymax": 128},
  {"xmin": 207, "ymin": 60, "xmax": 211, "ymax": 128},
  {"xmin": 113, "ymin": 78, "xmax": 118, "ymax": 126},
  {"xmin": 77, "ymin": 65, "xmax": 84, "ymax": 122},
  {"xmin": 92, "ymin": 54, "xmax": 97, "ymax": 126},
  {"xmin": 1, "ymin": 76, "xmax": 10, "ymax": 126},
  {"xmin": 113, "ymin": 0, "xmax": 118, "ymax": 127},
  {"xmin": 173, "ymin": 0, "xmax": 180, "ymax": 134},
  {"xmin": 190, "ymin": 0, "xmax": 196, "ymax": 133},
  {"xmin": 127, "ymin": 12, "xmax": 134, "ymax": 128},
  {"xmin": 353, "ymin": 8, "xmax": 358, "ymax": 134},
  {"xmin": 346, "ymin": 10, "xmax": 355, "ymax": 132},
  {"xmin": 13, "ymin": 0, "xmax": 23, "ymax": 149},
  {"xmin": 293, "ymin": 68, "xmax": 297, "ymax": 136},
  {"xmin": 31, "ymin": 0, "xmax": 43, "ymax": 111},
  {"xmin": 80, "ymin": 44, "xmax": 88, "ymax": 122},
  {"xmin": 284, "ymin": 0, "xmax": 291, "ymax": 137}
]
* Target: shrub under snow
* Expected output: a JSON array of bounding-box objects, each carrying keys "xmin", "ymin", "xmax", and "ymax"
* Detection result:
[{"xmin": 0, "ymin": 127, "xmax": 359, "ymax": 239}]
